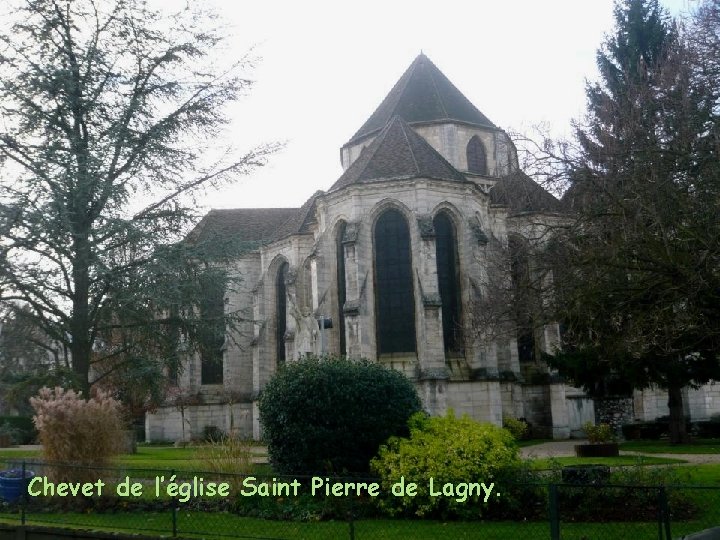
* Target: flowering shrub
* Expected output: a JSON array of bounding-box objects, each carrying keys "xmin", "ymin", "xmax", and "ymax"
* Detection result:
[
  {"xmin": 30, "ymin": 387, "xmax": 124, "ymax": 472},
  {"xmin": 371, "ymin": 411, "xmax": 520, "ymax": 518}
]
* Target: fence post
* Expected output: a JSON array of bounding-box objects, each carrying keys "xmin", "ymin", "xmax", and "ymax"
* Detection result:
[
  {"xmin": 21, "ymin": 460, "xmax": 26, "ymax": 526},
  {"xmin": 658, "ymin": 487, "xmax": 671, "ymax": 540},
  {"xmin": 549, "ymin": 483, "xmax": 560, "ymax": 540},
  {"xmin": 348, "ymin": 511, "xmax": 355, "ymax": 540},
  {"xmin": 171, "ymin": 469, "xmax": 177, "ymax": 538}
]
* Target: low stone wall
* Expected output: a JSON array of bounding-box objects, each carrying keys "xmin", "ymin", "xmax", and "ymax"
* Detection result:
[
  {"xmin": 446, "ymin": 380, "xmax": 502, "ymax": 425},
  {"xmin": 522, "ymin": 385, "xmax": 552, "ymax": 438},
  {"xmin": 145, "ymin": 402, "xmax": 253, "ymax": 443},
  {"xmin": 566, "ymin": 395, "xmax": 595, "ymax": 438}
]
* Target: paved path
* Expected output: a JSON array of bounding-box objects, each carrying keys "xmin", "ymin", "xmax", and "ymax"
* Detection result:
[{"xmin": 520, "ymin": 440, "xmax": 720, "ymax": 464}]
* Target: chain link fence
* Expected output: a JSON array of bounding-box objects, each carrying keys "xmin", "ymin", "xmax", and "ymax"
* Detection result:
[{"xmin": 1, "ymin": 459, "xmax": 718, "ymax": 539}]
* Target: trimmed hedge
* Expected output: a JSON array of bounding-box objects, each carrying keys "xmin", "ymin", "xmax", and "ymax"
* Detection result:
[{"xmin": 258, "ymin": 356, "xmax": 422, "ymax": 475}]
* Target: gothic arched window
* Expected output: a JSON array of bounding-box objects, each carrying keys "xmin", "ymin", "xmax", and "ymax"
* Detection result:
[
  {"xmin": 336, "ymin": 221, "xmax": 347, "ymax": 356},
  {"xmin": 199, "ymin": 269, "xmax": 225, "ymax": 385},
  {"xmin": 434, "ymin": 211, "xmax": 463, "ymax": 352},
  {"xmin": 509, "ymin": 236, "xmax": 536, "ymax": 363},
  {"xmin": 374, "ymin": 209, "xmax": 416, "ymax": 354},
  {"xmin": 466, "ymin": 135, "xmax": 488, "ymax": 175},
  {"xmin": 276, "ymin": 261, "xmax": 289, "ymax": 365}
]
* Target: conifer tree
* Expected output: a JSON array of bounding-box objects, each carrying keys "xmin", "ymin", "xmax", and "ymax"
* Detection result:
[
  {"xmin": 0, "ymin": 0, "xmax": 276, "ymax": 397},
  {"xmin": 549, "ymin": 0, "xmax": 720, "ymax": 443}
]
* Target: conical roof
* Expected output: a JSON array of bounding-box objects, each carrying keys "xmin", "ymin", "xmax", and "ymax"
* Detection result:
[
  {"xmin": 345, "ymin": 54, "xmax": 496, "ymax": 147},
  {"xmin": 330, "ymin": 116, "xmax": 468, "ymax": 192}
]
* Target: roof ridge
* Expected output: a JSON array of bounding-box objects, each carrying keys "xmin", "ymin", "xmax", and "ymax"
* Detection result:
[
  {"xmin": 211, "ymin": 207, "xmax": 299, "ymax": 212},
  {"xmin": 425, "ymin": 57, "xmax": 449, "ymax": 119},
  {"xmin": 397, "ymin": 117, "xmax": 421, "ymax": 175}
]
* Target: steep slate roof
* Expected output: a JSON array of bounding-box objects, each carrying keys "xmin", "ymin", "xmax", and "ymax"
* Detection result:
[
  {"xmin": 272, "ymin": 191, "xmax": 323, "ymax": 241},
  {"xmin": 489, "ymin": 170, "xmax": 563, "ymax": 215},
  {"xmin": 187, "ymin": 208, "xmax": 299, "ymax": 247},
  {"xmin": 188, "ymin": 191, "xmax": 323, "ymax": 249},
  {"xmin": 345, "ymin": 53, "xmax": 496, "ymax": 147},
  {"xmin": 330, "ymin": 116, "xmax": 469, "ymax": 192}
]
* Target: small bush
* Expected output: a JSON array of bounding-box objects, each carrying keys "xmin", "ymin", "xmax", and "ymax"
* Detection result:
[
  {"xmin": 502, "ymin": 416, "xmax": 528, "ymax": 440},
  {"xmin": 0, "ymin": 416, "xmax": 37, "ymax": 444},
  {"xmin": 203, "ymin": 425, "xmax": 226, "ymax": 442},
  {"xmin": 371, "ymin": 411, "xmax": 520, "ymax": 518},
  {"xmin": 30, "ymin": 387, "xmax": 124, "ymax": 480},
  {"xmin": 621, "ymin": 421, "xmax": 666, "ymax": 440},
  {"xmin": 258, "ymin": 356, "xmax": 422, "ymax": 475},
  {"xmin": 559, "ymin": 465, "xmax": 697, "ymax": 521},
  {"xmin": 0, "ymin": 422, "xmax": 22, "ymax": 446},
  {"xmin": 691, "ymin": 420, "xmax": 720, "ymax": 438},
  {"xmin": 583, "ymin": 422, "xmax": 616, "ymax": 443},
  {"xmin": 194, "ymin": 436, "xmax": 253, "ymax": 493}
]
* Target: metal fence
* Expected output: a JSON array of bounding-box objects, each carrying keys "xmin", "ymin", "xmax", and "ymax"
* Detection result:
[{"xmin": 1, "ymin": 459, "xmax": 719, "ymax": 539}]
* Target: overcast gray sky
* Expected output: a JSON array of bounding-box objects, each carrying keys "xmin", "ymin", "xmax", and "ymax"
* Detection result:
[{"xmin": 196, "ymin": 0, "xmax": 691, "ymax": 210}]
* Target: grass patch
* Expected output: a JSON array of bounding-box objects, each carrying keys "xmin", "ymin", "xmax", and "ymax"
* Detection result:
[
  {"xmin": 669, "ymin": 463, "xmax": 720, "ymax": 484},
  {"xmin": 516, "ymin": 438, "xmax": 552, "ymax": 448},
  {"xmin": 529, "ymin": 455, "xmax": 685, "ymax": 469},
  {"xmin": 0, "ymin": 448, "xmax": 41, "ymax": 460},
  {"xmin": 0, "ymin": 513, "xmax": 594, "ymax": 539},
  {"xmin": 1, "ymin": 512, "xmax": 718, "ymax": 540},
  {"xmin": 2, "ymin": 445, "xmax": 268, "ymax": 473},
  {"xmin": 620, "ymin": 439, "xmax": 720, "ymax": 454}
]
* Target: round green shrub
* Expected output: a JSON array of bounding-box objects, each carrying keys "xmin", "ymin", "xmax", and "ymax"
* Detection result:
[
  {"xmin": 370, "ymin": 411, "xmax": 520, "ymax": 518},
  {"xmin": 502, "ymin": 416, "xmax": 528, "ymax": 440},
  {"xmin": 258, "ymin": 356, "xmax": 422, "ymax": 475}
]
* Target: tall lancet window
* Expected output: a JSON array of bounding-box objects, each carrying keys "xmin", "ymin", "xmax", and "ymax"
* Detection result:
[
  {"xmin": 276, "ymin": 261, "xmax": 289, "ymax": 365},
  {"xmin": 374, "ymin": 209, "xmax": 416, "ymax": 354},
  {"xmin": 434, "ymin": 211, "xmax": 463, "ymax": 352},
  {"xmin": 509, "ymin": 236, "xmax": 536, "ymax": 363},
  {"xmin": 336, "ymin": 221, "xmax": 347, "ymax": 356},
  {"xmin": 466, "ymin": 135, "xmax": 488, "ymax": 175},
  {"xmin": 199, "ymin": 269, "xmax": 225, "ymax": 385}
]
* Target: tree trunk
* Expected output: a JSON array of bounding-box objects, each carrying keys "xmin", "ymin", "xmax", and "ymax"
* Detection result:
[
  {"xmin": 667, "ymin": 383, "xmax": 689, "ymax": 444},
  {"xmin": 71, "ymin": 233, "xmax": 92, "ymax": 396}
]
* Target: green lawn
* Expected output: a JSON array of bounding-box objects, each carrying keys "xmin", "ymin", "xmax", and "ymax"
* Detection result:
[
  {"xmin": 529, "ymin": 455, "xmax": 685, "ymax": 469},
  {"xmin": 0, "ymin": 512, "xmax": 666, "ymax": 539},
  {"xmin": 620, "ymin": 438, "xmax": 720, "ymax": 454},
  {"xmin": 1, "ymin": 445, "xmax": 269, "ymax": 473},
  {"xmin": 1, "ymin": 511, "xmax": 718, "ymax": 540},
  {"xmin": 670, "ymin": 463, "xmax": 720, "ymax": 484},
  {"xmin": 516, "ymin": 438, "xmax": 552, "ymax": 448}
]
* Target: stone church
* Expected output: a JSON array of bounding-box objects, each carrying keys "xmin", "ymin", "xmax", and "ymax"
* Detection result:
[{"xmin": 145, "ymin": 54, "xmax": 720, "ymax": 442}]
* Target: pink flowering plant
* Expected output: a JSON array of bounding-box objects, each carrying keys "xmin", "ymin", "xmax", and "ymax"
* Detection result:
[{"xmin": 30, "ymin": 387, "xmax": 124, "ymax": 475}]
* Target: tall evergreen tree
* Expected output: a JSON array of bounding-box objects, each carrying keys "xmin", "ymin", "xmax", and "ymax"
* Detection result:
[{"xmin": 549, "ymin": 0, "xmax": 720, "ymax": 443}]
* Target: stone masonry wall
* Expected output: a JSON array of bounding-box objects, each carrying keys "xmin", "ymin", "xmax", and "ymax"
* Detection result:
[{"xmin": 594, "ymin": 397, "xmax": 634, "ymax": 438}]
